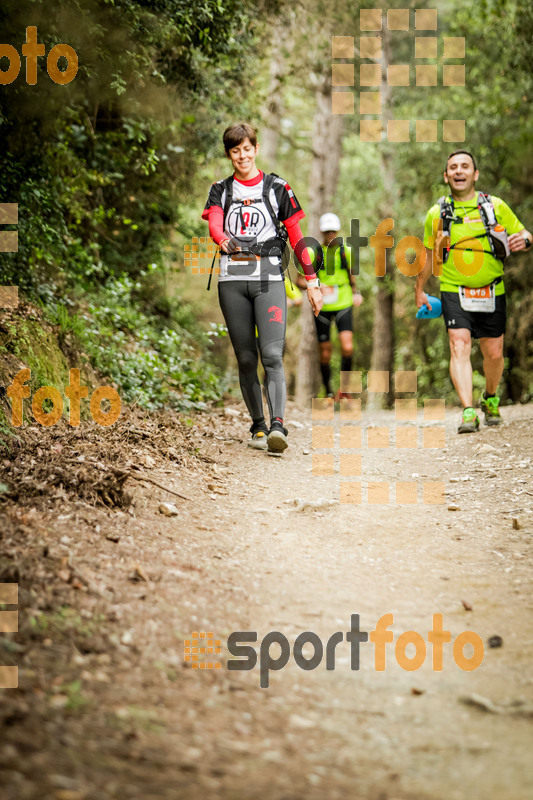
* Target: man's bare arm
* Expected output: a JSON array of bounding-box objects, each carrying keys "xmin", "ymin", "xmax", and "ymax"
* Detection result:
[
  {"xmin": 415, "ymin": 247, "xmax": 433, "ymax": 309},
  {"xmin": 508, "ymin": 229, "xmax": 533, "ymax": 252}
]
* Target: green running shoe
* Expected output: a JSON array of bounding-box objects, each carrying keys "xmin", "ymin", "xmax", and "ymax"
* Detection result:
[
  {"xmin": 457, "ymin": 407, "xmax": 480, "ymax": 434},
  {"xmin": 480, "ymin": 394, "xmax": 503, "ymax": 426}
]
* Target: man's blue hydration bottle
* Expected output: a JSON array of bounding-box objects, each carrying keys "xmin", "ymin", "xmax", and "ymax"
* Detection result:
[{"xmin": 416, "ymin": 295, "xmax": 442, "ymax": 319}]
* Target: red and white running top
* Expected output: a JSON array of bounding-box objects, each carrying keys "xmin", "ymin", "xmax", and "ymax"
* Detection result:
[{"xmin": 202, "ymin": 171, "xmax": 316, "ymax": 282}]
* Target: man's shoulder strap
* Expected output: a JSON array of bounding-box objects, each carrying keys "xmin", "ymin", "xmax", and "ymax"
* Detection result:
[
  {"xmin": 437, "ymin": 194, "xmax": 453, "ymax": 209},
  {"xmin": 437, "ymin": 195, "xmax": 454, "ymax": 212},
  {"xmin": 477, "ymin": 191, "xmax": 497, "ymax": 226},
  {"xmin": 437, "ymin": 195, "xmax": 455, "ymax": 236}
]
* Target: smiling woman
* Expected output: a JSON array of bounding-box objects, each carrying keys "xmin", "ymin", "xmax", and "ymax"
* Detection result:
[{"xmin": 201, "ymin": 122, "xmax": 323, "ymax": 455}]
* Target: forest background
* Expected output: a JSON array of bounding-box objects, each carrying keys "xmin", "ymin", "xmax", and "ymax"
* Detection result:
[{"xmin": 1, "ymin": 0, "xmax": 532, "ymax": 423}]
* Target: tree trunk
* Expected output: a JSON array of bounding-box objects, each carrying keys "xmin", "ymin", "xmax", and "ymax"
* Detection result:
[
  {"xmin": 260, "ymin": 18, "xmax": 293, "ymax": 164},
  {"xmin": 367, "ymin": 28, "xmax": 396, "ymax": 410},
  {"xmin": 295, "ymin": 76, "xmax": 344, "ymax": 406}
]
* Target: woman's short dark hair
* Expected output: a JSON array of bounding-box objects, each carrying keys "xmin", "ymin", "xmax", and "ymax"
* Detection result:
[
  {"xmin": 223, "ymin": 123, "xmax": 258, "ymax": 153},
  {"xmin": 445, "ymin": 150, "xmax": 477, "ymax": 172}
]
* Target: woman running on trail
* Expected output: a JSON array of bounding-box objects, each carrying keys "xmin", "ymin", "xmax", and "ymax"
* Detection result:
[{"xmin": 202, "ymin": 122, "xmax": 322, "ymax": 454}]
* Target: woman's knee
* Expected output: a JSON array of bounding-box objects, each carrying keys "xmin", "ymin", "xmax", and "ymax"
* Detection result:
[
  {"xmin": 235, "ymin": 349, "xmax": 258, "ymax": 374},
  {"xmin": 261, "ymin": 341, "xmax": 284, "ymax": 371}
]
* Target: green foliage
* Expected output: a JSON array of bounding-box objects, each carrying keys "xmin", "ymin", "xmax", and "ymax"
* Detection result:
[
  {"xmin": 0, "ymin": 318, "xmax": 72, "ymax": 392},
  {"xmin": 330, "ymin": 0, "xmax": 533, "ymax": 402},
  {"xmin": 44, "ymin": 302, "xmax": 87, "ymax": 341},
  {"xmin": 0, "ymin": 0, "xmax": 275, "ymax": 296},
  {"xmin": 0, "ymin": 411, "xmax": 17, "ymax": 453},
  {"xmin": 0, "ymin": 0, "xmax": 280, "ymax": 410},
  {"xmin": 77, "ymin": 273, "xmax": 224, "ymax": 410},
  {"xmin": 1, "ymin": 0, "xmax": 530, "ymax": 408}
]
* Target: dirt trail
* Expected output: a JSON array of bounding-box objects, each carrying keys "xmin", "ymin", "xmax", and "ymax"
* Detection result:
[{"xmin": 1, "ymin": 402, "xmax": 533, "ymax": 800}]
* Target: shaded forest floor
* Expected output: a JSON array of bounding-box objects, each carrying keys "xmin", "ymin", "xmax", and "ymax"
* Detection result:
[{"xmin": 1, "ymin": 400, "xmax": 533, "ymax": 800}]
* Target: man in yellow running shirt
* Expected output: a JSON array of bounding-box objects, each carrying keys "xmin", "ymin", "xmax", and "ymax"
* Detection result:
[{"xmin": 415, "ymin": 151, "xmax": 532, "ymax": 434}]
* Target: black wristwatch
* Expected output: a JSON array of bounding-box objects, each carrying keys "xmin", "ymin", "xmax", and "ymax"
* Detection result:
[{"xmin": 523, "ymin": 234, "xmax": 532, "ymax": 249}]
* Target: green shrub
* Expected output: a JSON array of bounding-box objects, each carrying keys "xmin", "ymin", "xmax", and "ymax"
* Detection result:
[{"xmin": 77, "ymin": 273, "xmax": 224, "ymax": 410}]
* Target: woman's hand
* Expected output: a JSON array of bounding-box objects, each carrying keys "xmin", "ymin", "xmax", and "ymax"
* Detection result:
[
  {"xmin": 220, "ymin": 238, "xmax": 241, "ymax": 254},
  {"xmin": 352, "ymin": 290, "xmax": 363, "ymax": 307},
  {"xmin": 307, "ymin": 287, "xmax": 323, "ymax": 316}
]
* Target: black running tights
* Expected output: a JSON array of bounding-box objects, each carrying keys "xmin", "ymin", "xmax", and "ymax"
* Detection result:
[{"xmin": 218, "ymin": 280, "xmax": 287, "ymax": 424}]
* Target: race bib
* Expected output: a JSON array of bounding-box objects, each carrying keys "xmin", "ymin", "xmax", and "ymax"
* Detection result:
[
  {"xmin": 320, "ymin": 284, "xmax": 339, "ymax": 307},
  {"xmin": 459, "ymin": 284, "xmax": 496, "ymax": 313},
  {"xmin": 226, "ymin": 252, "xmax": 261, "ymax": 278}
]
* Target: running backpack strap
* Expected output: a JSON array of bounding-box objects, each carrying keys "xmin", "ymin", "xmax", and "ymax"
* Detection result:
[
  {"xmin": 437, "ymin": 195, "xmax": 456, "ymax": 263},
  {"xmin": 222, "ymin": 176, "xmax": 234, "ymax": 230},
  {"xmin": 261, "ymin": 173, "xmax": 289, "ymax": 275},
  {"xmin": 476, "ymin": 191, "xmax": 495, "ymax": 257},
  {"xmin": 207, "ymin": 177, "xmax": 232, "ymax": 290},
  {"xmin": 477, "ymin": 191, "xmax": 510, "ymax": 260},
  {"xmin": 477, "ymin": 192, "xmax": 497, "ymax": 226},
  {"xmin": 437, "ymin": 195, "xmax": 456, "ymax": 236},
  {"xmin": 262, "ymin": 173, "xmax": 286, "ymax": 239}
]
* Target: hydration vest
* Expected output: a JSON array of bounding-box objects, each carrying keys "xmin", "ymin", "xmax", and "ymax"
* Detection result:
[
  {"xmin": 221, "ymin": 173, "xmax": 288, "ymax": 260},
  {"xmin": 315, "ymin": 241, "xmax": 349, "ymax": 276},
  {"xmin": 437, "ymin": 192, "xmax": 510, "ymax": 263},
  {"xmin": 206, "ymin": 173, "xmax": 290, "ymax": 291}
]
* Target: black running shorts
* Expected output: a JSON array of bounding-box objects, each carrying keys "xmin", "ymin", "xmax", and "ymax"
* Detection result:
[
  {"xmin": 440, "ymin": 291, "xmax": 506, "ymax": 339},
  {"xmin": 314, "ymin": 306, "xmax": 353, "ymax": 342}
]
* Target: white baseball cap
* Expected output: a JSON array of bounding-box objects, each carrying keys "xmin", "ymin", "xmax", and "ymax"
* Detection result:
[{"xmin": 319, "ymin": 213, "xmax": 341, "ymax": 232}]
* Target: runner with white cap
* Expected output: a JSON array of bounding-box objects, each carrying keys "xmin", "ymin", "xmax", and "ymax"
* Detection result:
[{"xmin": 298, "ymin": 213, "xmax": 362, "ymax": 397}]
